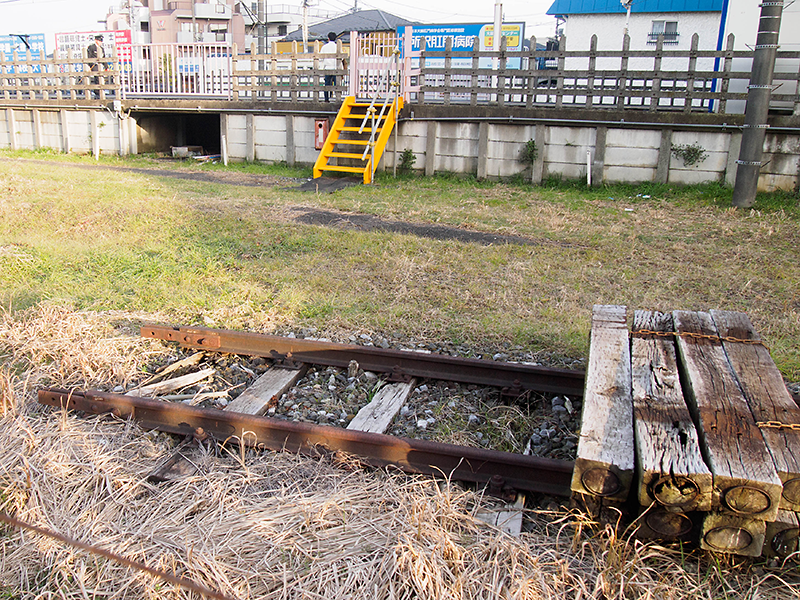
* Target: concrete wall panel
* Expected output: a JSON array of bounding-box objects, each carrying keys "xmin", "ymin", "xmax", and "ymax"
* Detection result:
[
  {"xmin": 547, "ymin": 126, "xmax": 596, "ymax": 148},
  {"xmin": 668, "ymin": 169, "xmax": 720, "ymax": 185},
  {"xmin": 605, "ymin": 165, "xmax": 656, "ymax": 182},
  {"xmin": 605, "ymin": 146, "xmax": 659, "ymax": 168},
  {"xmin": 606, "ymin": 128, "xmax": 660, "ymax": 149}
]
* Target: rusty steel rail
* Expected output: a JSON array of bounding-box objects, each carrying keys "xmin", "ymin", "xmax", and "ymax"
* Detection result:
[
  {"xmin": 140, "ymin": 324, "xmax": 586, "ymax": 397},
  {"xmin": 38, "ymin": 388, "xmax": 574, "ymax": 497}
]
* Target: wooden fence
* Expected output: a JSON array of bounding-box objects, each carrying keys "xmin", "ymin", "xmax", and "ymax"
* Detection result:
[
  {"xmin": 412, "ymin": 33, "xmax": 800, "ymax": 114},
  {"xmin": 0, "ymin": 50, "xmax": 119, "ymax": 101},
  {"xmin": 2, "ymin": 32, "xmax": 800, "ymax": 115}
]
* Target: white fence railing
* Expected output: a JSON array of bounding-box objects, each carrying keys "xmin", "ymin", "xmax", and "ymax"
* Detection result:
[{"xmin": 120, "ymin": 43, "xmax": 232, "ymax": 98}]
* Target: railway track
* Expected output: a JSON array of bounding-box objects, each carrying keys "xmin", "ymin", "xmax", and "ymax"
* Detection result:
[{"xmin": 38, "ymin": 323, "xmax": 586, "ymax": 499}]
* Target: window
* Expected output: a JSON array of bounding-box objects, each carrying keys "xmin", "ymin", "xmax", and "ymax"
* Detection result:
[
  {"xmin": 648, "ymin": 20, "xmax": 679, "ymax": 44},
  {"xmin": 140, "ymin": 21, "xmax": 150, "ymax": 33},
  {"xmin": 278, "ymin": 24, "xmax": 287, "ymax": 36}
]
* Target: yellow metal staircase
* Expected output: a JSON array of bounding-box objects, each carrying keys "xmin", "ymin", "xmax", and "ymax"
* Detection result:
[{"xmin": 313, "ymin": 95, "xmax": 403, "ymax": 185}]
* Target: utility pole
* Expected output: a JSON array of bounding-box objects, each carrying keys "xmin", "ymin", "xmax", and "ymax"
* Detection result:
[
  {"xmin": 192, "ymin": 0, "xmax": 199, "ymax": 42},
  {"xmin": 258, "ymin": 0, "xmax": 266, "ymax": 54},
  {"xmin": 128, "ymin": 0, "xmax": 135, "ymax": 43},
  {"xmin": 732, "ymin": 0, "xmax": 783, "ymax": 208},
  {"xmin": 302, "ymin": 0, "xmax": 309, "ymax": 53},
  {"xmin": 621, "ymin": 0, "xmax": 632, "ymax": 38},
  {"xmin": 492, "ymin": 1, "xmax": 502, "ymax": 52}
]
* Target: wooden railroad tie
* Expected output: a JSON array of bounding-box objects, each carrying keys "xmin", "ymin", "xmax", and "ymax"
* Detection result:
[
  {"xmin": 571, "ymin": 304, "xmax": 634, "ymax": 504},
  {"xmin": 574, "ymin": 305, "xmax": 799, "ymax": 558}
]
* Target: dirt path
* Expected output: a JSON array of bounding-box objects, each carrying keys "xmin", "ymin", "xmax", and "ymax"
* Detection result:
[{"xmin": 6, "ymin": 158, "xmax": 554, "ymax": 247}]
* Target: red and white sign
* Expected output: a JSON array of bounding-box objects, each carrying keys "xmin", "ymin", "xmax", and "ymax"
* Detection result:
[{"xmin": 55, "ymin": 30, "xmax": 132, "ymax": 61}]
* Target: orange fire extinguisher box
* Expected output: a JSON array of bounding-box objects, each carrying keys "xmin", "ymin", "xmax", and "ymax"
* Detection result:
[{"xmin": 314, "ymin": 119, "xmax": 329, "ymax": 150}]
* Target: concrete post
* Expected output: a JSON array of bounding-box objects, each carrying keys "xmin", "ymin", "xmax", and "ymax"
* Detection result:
[
  {"xmin": 532, "ymin": 123, "xmax": 545, "ymax": 184},
  {"xmin": 425, "ymin": 121, "xmax": 437, "ymax": 177},
  {"xmin": 655, "ymin": 128, "xmax": 673, "ymax": 184},
  {"xmin": 90, "ymin": 109, "xmax": 99, "ymax": 159},
  {"xmin": 732, "ymin": 0, "xmax": 783, "ymax": 207},
  {"xmin": 60, "ymin": 109, "xmax": 70, "ymax": 152},
  {"xmin": 285, "ymin": 115, "xmax": 296, "ymax": 167},
  {"xmin": 33, "ymin": 109, "xmax": 42, "ymax": 150},
  {"xmin": 246, "ymin": 113, "xmax": 255, "ymax": 162},
  {"xmin": 8, "ymin": 109, "xmax": 17, "ymax": 151},
  {"xmin": 725, "ymin": 131, "xmax": 743, "ymax": 187},
  {"xmin": 477, "ymin": 122, "xmax": 489, "ymax": 179},
  {"xmin": 591, "ymin": 126, "xmax": 607, "ymax": 187}
]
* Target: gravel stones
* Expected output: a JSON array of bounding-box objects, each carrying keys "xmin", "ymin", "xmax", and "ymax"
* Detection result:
[{"xmin": 141, "ymin": 332, "xmax": 584, "ymax": 461}]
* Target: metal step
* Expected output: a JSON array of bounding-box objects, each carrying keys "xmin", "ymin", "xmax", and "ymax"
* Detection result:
[
  {"xmin": 327, "ymin": 152, "xmax": 368, "ymax": 160},
  {"xmin": 319, "ymin": 165, "xmax": 366, "ymax": 173}
]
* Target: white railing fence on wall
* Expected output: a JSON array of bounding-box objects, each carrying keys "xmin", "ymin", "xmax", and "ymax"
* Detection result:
[
  {"xmin": 347, "ymin": 29, "xmax": 418, "ymax": 101},
  {"xmin": 120, "ymin": 43, "xmax": 232, "ymax": 98}
]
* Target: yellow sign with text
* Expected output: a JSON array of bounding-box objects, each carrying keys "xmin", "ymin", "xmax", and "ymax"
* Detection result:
[{"xmin": 483, "ymin": 24, "xmax": 522, "ymax": 49}]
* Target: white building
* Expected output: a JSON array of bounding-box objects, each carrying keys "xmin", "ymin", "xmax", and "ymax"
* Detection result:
[
  {"xmin": 546, "ymin": 0, "xmax": 799, "ymax": 52},
  {"xmin": 545, "ymin": 0, "xmax": 800, "ymax": 113}
]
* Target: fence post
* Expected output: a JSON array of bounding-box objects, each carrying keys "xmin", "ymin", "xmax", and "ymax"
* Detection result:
[
  {"xmin": 555, "ymin": 34, "xmax": 565, "ymax": 109},
  {"xmin": 732, "ymin": 0, "xmax": 783, "ymax": 207},
  {"xmin": 616, "ymin": 34, "xmax": 630, "ymax": 110},
  {"xmin": 497, "ymin": 36, "xmax": 507, "ymax": 108},
  {"xmin": 718, "ymin": 33, "xmax": 735, "ymax": 114},
  {"xmin": 526, "ymin": 35, "xmax": 537, "ymax": 109},
  {"xmin": 402, "ymin": 26, "xmax": 412, "ymax": 102},
  {"xmin": 470, "ymin": 36, "xmax": 479, "ymax": 107},
  {"xmin": 585, "ymin": 34, "xmax": 597, "ymax": 108},
  {"xmin": 649, "ymin": 35, "xmax": 664, "ymax": 111},
  {"xmin": 349, "ymin": 31, "xmax": 359, "ymax": 97},
  {"xmin": 443, "ymin": 37, "xmax": 452, "ymax": 107},
  {"xmin": 684, "ymin": 33, "xmax": 699, "ymax": 112},
  {"xmin": 418, "ymin": 37, "xmax": 427, "ymax": 106}
]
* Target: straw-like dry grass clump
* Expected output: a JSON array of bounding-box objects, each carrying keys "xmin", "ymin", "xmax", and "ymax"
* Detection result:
[
  {"xmin": 0, "ymin": 306, "xmax": 798, "ymax": 599},
  {"xmin": 0, "ymin": 303, "xmax": 172, "ymax": 392}
]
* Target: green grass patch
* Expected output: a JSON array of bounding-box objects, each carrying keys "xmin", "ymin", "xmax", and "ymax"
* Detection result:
[{"xmin": 1, "ymin": 151, "xmax": 799, "ymax": 380}]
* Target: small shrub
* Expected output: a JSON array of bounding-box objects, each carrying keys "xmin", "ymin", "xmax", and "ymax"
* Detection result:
[
  {"xmin": 519, "ymin": 139, "xmax": 538, "ymax": 165},
  {"xmin": 671, "ymin": 142, "xmax": 708, "ymax": 167},
  {"xmin": 398, "ymin": 148, "xmax": 416, "ymax": 174}
]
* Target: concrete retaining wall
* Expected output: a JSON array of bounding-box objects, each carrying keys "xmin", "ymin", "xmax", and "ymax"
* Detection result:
[{"xmin": 2, "ymin": 106, "xmax": 799, "ymax": 192}]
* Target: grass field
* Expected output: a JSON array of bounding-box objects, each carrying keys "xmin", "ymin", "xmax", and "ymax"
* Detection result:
[{"xmin": 1, "ymin": 150, "xmax": 797, "ymax": 380}]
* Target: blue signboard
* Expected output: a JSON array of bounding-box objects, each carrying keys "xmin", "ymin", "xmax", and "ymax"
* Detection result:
[
  {"xmin": 400, "ymin": 23, "xmax": 526, "ymax": 69},
  {"xmin": 0, "ymin": 33, "xmax": 46, "ymax": 73}
]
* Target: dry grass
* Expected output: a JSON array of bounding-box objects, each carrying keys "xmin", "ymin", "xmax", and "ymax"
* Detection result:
[{"xmin": 0, "ymin": 306, "xmax": 798, "ymax": 599}]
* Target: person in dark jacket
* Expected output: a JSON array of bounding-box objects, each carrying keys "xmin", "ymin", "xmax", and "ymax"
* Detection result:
[{"xmin": 86, "ymin": 34, "xmax": 105, "ymax": 97}]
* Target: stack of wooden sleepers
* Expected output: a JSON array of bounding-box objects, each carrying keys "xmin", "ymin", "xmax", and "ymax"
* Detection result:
[{"xmin": 572, "ymin": 305, "xmax": 800, "ymax": 558}]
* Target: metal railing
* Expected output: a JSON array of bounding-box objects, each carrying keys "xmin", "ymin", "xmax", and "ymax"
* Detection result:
[
  {"xmin": 356, "ymin": 43, "xmax": 402, "ymax": 169},
  {"xmin": 120, "ymin": 43, "xmax": 232, "ymax": 98}
]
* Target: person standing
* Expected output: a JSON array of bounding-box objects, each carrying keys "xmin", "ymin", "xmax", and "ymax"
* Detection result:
[
  {"xmin": 320, "ymin": 32, "xmax": 338, "ymax": 102},
  {"xmin": 86, "ymin": 34, "xmax": 105, "ymax": 98}
]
